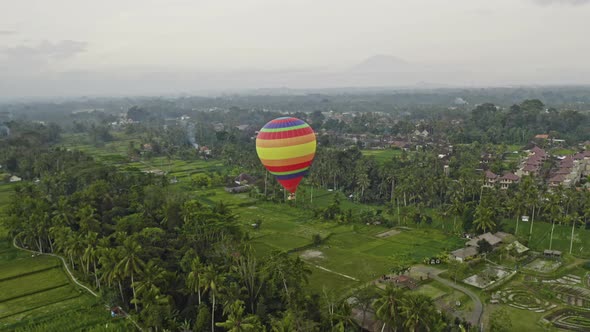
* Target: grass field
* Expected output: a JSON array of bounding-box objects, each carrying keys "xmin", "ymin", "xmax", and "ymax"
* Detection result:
[
  {"xmin": 361, "ymin": 149, "xmax": 403, "ymax": 164},
  {"xmin": 190, "ymin": 185, "xmax": 466, "ymax": 294},
  {"xmin": 551, "ymin": 148, "xmax": 576, "ymax": 156},
  {"xmin": 502, "ymin": 218, "xmax": 590, "ymax": 258},
  {"xmin": 0, "ymin": 233, "xmax": 128, "ymax": 331}
]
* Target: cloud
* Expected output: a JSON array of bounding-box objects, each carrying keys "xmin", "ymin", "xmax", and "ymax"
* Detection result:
[
  {"xmin": 1, "ymin": 40, "xmax": 87, "ymax": 59},
  {"xmin": 533, "ymin": 0, "xmax": 590, "ymax": 5},
  {"xmin": 0, "ymin": 30, "xmax": 16, "ymax": 35},
  {"xmin": 0, "ymin": 40, "xmax": 87, "ymax": 75}
]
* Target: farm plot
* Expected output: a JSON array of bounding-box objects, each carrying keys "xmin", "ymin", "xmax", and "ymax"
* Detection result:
[
  {"xmin": 544, "ymin": 309, "xmax": 590, "ymax": 332},
  {"xmin": 0, "ymin": 249, "xmax": 128, "ymax": 331},
  {"xmin": 361, "ymin": 149, "xmax": 403, "ymax": 164},
  {"xmin": 463, "ymin": 266, "xmax": 513, "ymax": 289},
  {"xmin": 524, "ymin": 258, "xmax": 561, "ymax": 273},
  {"xmin": 491, "ymin": 288, "xmax": 556, "ymax": 313}
]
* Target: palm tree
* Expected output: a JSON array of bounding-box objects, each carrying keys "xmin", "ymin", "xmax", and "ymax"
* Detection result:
[
  {"xmin": 507, "ymin": 191, "xmax": 526, "ymax": 236},
  {"xmin": 356, "ymin": 172, "xmax": 370, "ymax": 202},
  {"xmin": 134, "ymin": 260, "xmax": 166, "ymax": 297},
  {"xmin": 116, "ymin": 238, "xmax": 145, "ymax": 312},
  {"xmin": 399, "ymin": 293, "xmax": 434, "ymax": 332},
  {"xmin": 547, "ymin": 190, "xmax": 563, "ymax": 250},
  {"xmin": 329, "ymin": 298, "xmax": 356, "ymax": 331},
  {"xmin": 66, "ymin": 232, "xmax": 86, "ymax": 270},
  {"xmin": 448, "ymin": 186, "xmax": 465, "ymax": 233},
  {"xmin": 51, "ymin": 197, "xmax": 73, "ymax": 227},
  {"xmin": 473, "ymin": 205, "xmax": 495, "ymax": 234},
  {"xmin": 233, "ymin": 251, "xmax": 264, "ymax": 314},
  {"xmin": 215, "ymin": 300, "xmax": 261, "ymax": 332},
  {"xmin": 202, "ymin": 265, "xmax": 225, "ymax": 332},
  {"xmin": 82, "ymin": 232, "xmax": 100, "ymax": 288},
  {"xmin": 583, "ymin": 192, "xmax": 590, "ymax": 231},
  {"xmin": 568, "ymin": 213, "xmax": 582, "ymax": 254},
  {"xmin": 49, "ymin": 225, "xmax": 71, "ymax": 256},
  {"xmin": 373, "ymin": 285, "xmax": 405, "ymax": 332},
  {"xmin": 270, "ymin": 311, "xmax": 297, "ymax": 332},
  {"xmin": 521, "ymin": 175, "xmax": 540, "ymax": 240},
  {"xmin": 76, "ymin": 204, "xmax": 100, "ymax": 234},
  {"xmin": 187, "ymin": 256, "xmax": 205, "ymax": 305},
  {"xmin": 134, "ymin": 286, "xmax": 170, "ymax": 328}
]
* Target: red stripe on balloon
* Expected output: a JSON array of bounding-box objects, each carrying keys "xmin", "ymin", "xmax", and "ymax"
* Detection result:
[
  {"xmin": 278, "ymin": 177, "xmax": 303, "ymax": 193},
  {"xmin": 257, "ymin": 127, "xmax": 314, "ymax": 140}
]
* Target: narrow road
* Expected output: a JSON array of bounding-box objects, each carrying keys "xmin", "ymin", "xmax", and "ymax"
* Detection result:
[
  {"xmin": 413, "ymin": 265, "xmax": 483, "ymax": 329},
  {"xmin": 12, "ymin": 236, "xmax": 143, "ymax": 331}
]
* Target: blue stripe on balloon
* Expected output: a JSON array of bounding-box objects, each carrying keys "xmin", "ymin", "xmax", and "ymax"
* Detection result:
[
  {"xmin": 264, "ymin": 119, "xmax": 305, "ymax": 129},
  {"xmin": 274, "ymin": 170, "xmax": 308, "ymax": 180}
]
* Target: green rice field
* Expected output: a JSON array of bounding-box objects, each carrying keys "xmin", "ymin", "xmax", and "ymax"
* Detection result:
[{"xmin": 0, "ymin": 183, "xmax": 129, "ymax": 331}]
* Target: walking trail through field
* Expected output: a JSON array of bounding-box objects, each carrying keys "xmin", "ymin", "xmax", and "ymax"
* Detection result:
[
  {"xmin": 12, "ymin": 236, "xmax": 143, "ymax": 331},
  {"xmin": 309, "ymin": 263, "xmax": 360, "ymax": 281}
]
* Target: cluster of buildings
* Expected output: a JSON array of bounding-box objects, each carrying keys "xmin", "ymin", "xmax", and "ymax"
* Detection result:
[
  {"xmin": 515, "ymin": 146, "xmax": 590, "ymax": 188},
  {"xmin": 450, "ymin": 232, "xmax": 516, "ymax": 262},
  {"xmin": 518, "ymin": 146, "xmax": 548, "ymax": 177},
  {"xmin": 549, "ymin": 151, "xmax": 590, "ymax": 188}
]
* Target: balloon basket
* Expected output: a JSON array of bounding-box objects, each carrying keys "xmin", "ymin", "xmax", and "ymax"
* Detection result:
[{"xmin": 287, "ymin": 193, "xmax": 296, "ymax": 201}]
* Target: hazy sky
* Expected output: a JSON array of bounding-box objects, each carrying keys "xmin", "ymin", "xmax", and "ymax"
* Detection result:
[{"xmin": 2, "ymin": 0, "xmax": 590, "ymax": 97}]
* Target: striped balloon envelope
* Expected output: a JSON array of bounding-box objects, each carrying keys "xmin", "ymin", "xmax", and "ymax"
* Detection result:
[{"xmin": 256, "ymin": 117, "xmax": 316, "ymax": 194}]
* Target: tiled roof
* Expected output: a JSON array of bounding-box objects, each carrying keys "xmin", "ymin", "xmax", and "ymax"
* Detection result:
[
  {"xmin": 549, "ymin": 174, "xmax": 566, "ymax": 183},
  {"xmin": 451, "ymin": 246, "xmax": 478, "ymax": 259},
  {"xmin": 485, "ymin": 171, "xmax": 498, "ymax": 179},
  {"xmin": 500, "ymin": 173, "xmax": 519, "ymax": 181},
  {"xmin": 467, "ymin": 232, "xmax": 502, "ymax": 247}
]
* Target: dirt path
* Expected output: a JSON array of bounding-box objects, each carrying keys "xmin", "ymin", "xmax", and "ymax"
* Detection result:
[
  {"xmin": 309, "ymin": 263, "xmax": 360, "ymax": 281},
  {"xmin": 13, "ymin": 236, "xmax": 143, "ymax": 331},
  {"xmin": 413, "ymin": 265, "xmax": 483, "ymax": 329}
]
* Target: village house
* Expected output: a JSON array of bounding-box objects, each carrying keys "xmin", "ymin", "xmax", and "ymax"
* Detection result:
[
  {"xmin": 234, "ymin": 173, "xmax": 255, "ymax": 185},
  {"xmin": 224, "ymin": 185, "xmax": 251, "ymax": 194},
  {"xmin": 451, "ymin": 232, "xmax": 505, "ymax": 262},
  {"xmin": 499, "ymin": 172, "xmax": 520, "ymax": 189},
  {"xmin": 480, "ymin": 153, "xmax": 495, "ymax": 164},
  {"xmin": 389, "ymin": 140, "xmax": 412, "ymax": 150},
  {"xmin": 549, "ymin": 174, "xmax": 567, "ymax": 188},
  {"xmin": 450, "ymin": 246, "xmax": 478, "ymax": 263},
  {"xmin": 484, "ymin": 170, "xmax": 498, "ymax": 188},
  {"xmin": 199, "ymin": 146, "xmax": 211, "ymax": 156},
  {"xmin": 466, "ymin": 232, "xmax": 503, "ymax": 247}
]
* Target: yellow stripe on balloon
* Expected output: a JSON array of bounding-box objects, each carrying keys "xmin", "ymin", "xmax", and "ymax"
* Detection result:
[
  {"xmin": 256, "ymin": 141, "xmax": 316, "ymax": 160},
  {"xmin": 259, "ymin": 153, "xmax": 315, "ymax": 166},
  {"xmin": 256, "ymin": 133, "xmax": 316, "ymax": 148}
]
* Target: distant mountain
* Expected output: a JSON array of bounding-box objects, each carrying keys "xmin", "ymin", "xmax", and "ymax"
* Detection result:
[{"xmin": 350, "ymin": 55, "xmax": 415, "ymax": 72}]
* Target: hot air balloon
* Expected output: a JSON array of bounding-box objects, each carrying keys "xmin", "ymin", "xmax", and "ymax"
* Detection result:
[{"xmin": 256, "ymin": 117, "xmax": 316, "ymax": 200}]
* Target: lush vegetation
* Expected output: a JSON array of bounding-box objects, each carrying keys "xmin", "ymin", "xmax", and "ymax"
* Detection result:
[{"xmin": 1, "ymin": 92, "xmax": 589, "ymax": 331}]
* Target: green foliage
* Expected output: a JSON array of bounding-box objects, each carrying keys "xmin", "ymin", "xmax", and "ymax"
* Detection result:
[
  {"xmin": 194, "ymin": 303, "xmax": 211, "ymax": 332},
  {"xmin": 312, "ymin": 233, "xmax": 323, "ymax": 246},
  {"xmin": 477, "ymin": 239, "xmax": 493, "ymax": 254},
  {"xmin": 191, "ymin": 173, "xmax": 212, "ymax": 188},
  {"xmin": 489, "ymin": 308, "xmax": 513, "ymax": 332}
]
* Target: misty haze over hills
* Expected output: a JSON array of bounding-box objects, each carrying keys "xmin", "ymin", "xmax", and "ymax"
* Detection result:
[{"xmin": 2, "ymin": 54, "xmax": 590, "ymax": 100}]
